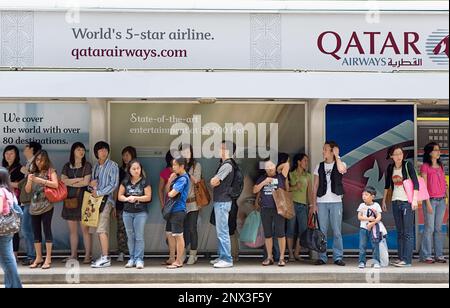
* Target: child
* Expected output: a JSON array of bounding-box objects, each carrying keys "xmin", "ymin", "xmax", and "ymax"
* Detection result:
[{"xmin": 357, "ymin": 186, "xmax": 382, "ymax": 269}]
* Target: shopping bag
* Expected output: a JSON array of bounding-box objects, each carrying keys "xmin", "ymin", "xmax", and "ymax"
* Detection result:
[{"xmin": 81, "ymin": 191, "xmax": 104, "ymax": 228}]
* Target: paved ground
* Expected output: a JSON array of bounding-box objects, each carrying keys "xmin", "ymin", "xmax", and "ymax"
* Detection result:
[{"xmin": 3, "ymin": 257, "xmax": 448, "ymax": 286}]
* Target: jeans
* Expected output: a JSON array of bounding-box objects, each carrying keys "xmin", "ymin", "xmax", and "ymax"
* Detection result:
[
  {"xmin": 359, "ymin": 228, "xmax": 380, "ymax": 265},
  {"xmin": 213, "ymin": 202, "xmax": 233, "ymax": 264},
  {"xmin": 392, "ymin": 200, "xmax": 415, "ymax": 265},
  {"xmin": 0, "ymin": 236, "xmax": 22, "ymax": 288},
  {"xmin": 122, "ymin": 211, "xmax": 148, "ymax": 263},
  {"xmin": 420, "ymin": 198, "xmax": 447, "ymax": 260},
  {"xmin": 286, "ymin": 202, "xmax": 309, "ymax": 239},
  {"xmin": 317, "ymin": 202, "xmax": 344, "ymax": 263},
  {"xmin": 116, "ymin": 209, "xmax": 128, "ymax": 254},
  {"xmin": 21, "ymin": 205, "xmax": 35, "ymax": 260},
  {"xmin": 184, "ymin": 210, "xmax": 199, "ymax": 251}
]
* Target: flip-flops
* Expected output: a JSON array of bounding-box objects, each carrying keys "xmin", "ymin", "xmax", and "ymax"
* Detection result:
[{"xmin": 167, "ymin": 263, "xmax": 183, "ymax": 269}]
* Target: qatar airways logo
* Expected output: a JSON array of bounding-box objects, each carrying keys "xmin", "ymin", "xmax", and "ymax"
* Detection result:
[
  {"xmin": 426, "ymin": 30, "xmax": 449, "ymax": 66},
  {"xmin": 317, "ymin": 31, "xmax": 424, "ymax": 68}
]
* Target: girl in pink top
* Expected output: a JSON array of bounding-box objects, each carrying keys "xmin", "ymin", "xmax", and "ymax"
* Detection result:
[{"xmin": 420, "ymin": 142, "xmax": 448, "ymax": 264}]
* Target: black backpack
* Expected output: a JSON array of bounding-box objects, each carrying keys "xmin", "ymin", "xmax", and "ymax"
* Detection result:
[
  {"xmin": 226, "ymin": 159, "xmax": 244, "ymax": 200},
  {"xmin": 300, "ymin": 213, "xmax": 327, "ymax": 253}
]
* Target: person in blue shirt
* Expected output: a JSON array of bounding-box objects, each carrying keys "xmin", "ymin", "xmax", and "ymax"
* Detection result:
[{"xmin": 166, "ymin": 157, "xmax": 190, "ymax": 269}]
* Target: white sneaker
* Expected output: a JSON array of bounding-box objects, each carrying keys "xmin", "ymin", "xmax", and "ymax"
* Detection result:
[
  {"xmin": 136, "ymin": 261, "xmax": 144, "ymax": 269},
  {"xmin": 214, "ymin": 260, "xmax": 233, "ymax": 268},
  {"xmin": 117, "ymin": 253, "xmax": 125, "ymax": 262},
  {"xmin": 358, "ymin": 262, "xmax": 366, "ymax": 269},
  {"xmin": 210, "ymin": 258, "xmax": 221, "ymax": 265},
  {"xmin": 373, "ymin": 264, "xmax": 381, "ymax": 269},
  {"xmin": 125, "ymin": 260, "xmax": 135, "ymax": 268},
  {"xmin": 91, "ymin": 256, "xmax": 111, "ymax": 268},
  {"xmin": 393, "ymin": 261, "xmax": 412, "ymax": 268}
]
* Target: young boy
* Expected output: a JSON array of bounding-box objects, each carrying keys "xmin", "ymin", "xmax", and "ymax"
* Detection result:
[{"xmin": 357, "ymin": 186, "xmax": 382, "ymax": 269}]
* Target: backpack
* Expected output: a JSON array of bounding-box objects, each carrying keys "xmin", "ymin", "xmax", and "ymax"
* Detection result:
[{"xmin": 226, "ymin": 159, "xmax": 244, "ymax": 200}]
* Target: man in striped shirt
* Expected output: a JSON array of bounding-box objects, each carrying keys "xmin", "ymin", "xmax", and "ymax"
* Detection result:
[{"xmin": 90, "ymin": 141, "xmax": 119, "ymax": 268}]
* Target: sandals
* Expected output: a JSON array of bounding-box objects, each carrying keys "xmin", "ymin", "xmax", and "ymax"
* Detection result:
[
  {"xmin": 29, "ymin": 260, "xmax": 44, "ymax": 269},
  {"xmin": 278, "ymin": 260, "xmax": 286, "ymax": 267},
  {"xmin": 167, "ymin": 262, "xmax": 183, "ymax": 269},
  {"xmin": 162, "ymin": 259, "xmax": 176, "ymax": 266},
  {"xmin": 83, "ymin": 257, "xmax": 93, "ymax": 265},
  {"xmin": 42, "ymin": 263, "xmax": 52, "ymax": 270},
  {"xmin": 262, "ymin": 258, "xmax": 274, "ymax": 266}
]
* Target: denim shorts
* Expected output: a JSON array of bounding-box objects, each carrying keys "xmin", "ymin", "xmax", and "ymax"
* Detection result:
[{"xmin": 166, "ymin": 211, "xmax": 186, "ymax": 235}]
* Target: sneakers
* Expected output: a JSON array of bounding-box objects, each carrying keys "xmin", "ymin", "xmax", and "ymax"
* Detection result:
[
  {"xmin": 136, "ymin": 261, "xmax": 144, "ymax": 269},
  {"xmin": 117, "ymin": 253, "xmax": 125, "ymax": 262},
  {"xmin": 373, "ymin": 264, "xmax": 381, "ymax": 269},
  {"xmin": 334, "ymin": 260, "xmax": 346, "ymax": 266},
  {"xmin": 125, "ymin": 260, "xmax": 135, "ymax": 268},
  {"xmin": 421, "ymin": 258, "xmax": 435, "ymax": 264},
  {"xmin": 436, "ymin": 257, "xmax": 447, "ymax": 264},
  {"xmin": 390, "ymin": 259, "xmax": 402, "ymax": 266},
  {"xmin": 213, "ymin": 260, "xmax": 233, "ymax": 268},
  {"xmin": 393, "ymin": 261, "xmax": 412, "ymax": 268},
  {"xmin": 358, "ymin": 262, "xmax": 366, "ymax": 269},
  {"xmin": 91, "ymin": 256, "xmax": 111, "ymax": 268},
  {"xmin": 210, "ymin": 258, "xmax": 221, "ymax": 265}
]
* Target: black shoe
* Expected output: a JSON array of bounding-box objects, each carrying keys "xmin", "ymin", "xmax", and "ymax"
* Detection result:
[
  {"xmin": 314, "ymin": 260, "xmax": 326, "ymax": 266},
  {"xmin": 21, "ymin": 259, "xmax": 34, "ymax": 266},
  {"xmin": 334, "ymin": 260, "xmax": 346, "ymax": 266}
]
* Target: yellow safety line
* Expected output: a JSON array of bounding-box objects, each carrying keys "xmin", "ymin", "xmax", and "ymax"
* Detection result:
[{"xmin": 417, "ymin": 117, "xmax": 449, "ymax": 121}]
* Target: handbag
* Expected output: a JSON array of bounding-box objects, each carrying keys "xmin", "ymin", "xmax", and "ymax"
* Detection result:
[
  {"xmin": 272, "ymin": 188, "xmax": 295, "ymax": 220},
  {"xmin": 0, "ymin": 200, "xmax": 23, "ymax": 237},
  {"xmin": 44, "ymin": 170, "xmax": 68, "ymax": 203},
  {"xmin": 194, "ymin": 179, "xmax": 211, "ymax": 209},
  {"xmin": 300, "ymin": 213, "xmax": 327, "ymax": 253},
  {"xmin": 64, "ymin": 165, "xmax": 87, "ymax": 209},
  {"xmin": 402, "ymin": 162, "xmax": 430, "ymax": 203}
]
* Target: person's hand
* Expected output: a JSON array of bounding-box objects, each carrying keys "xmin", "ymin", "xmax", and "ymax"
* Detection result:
[
  {"xmin": 112, "ymin": 208, "xmax": 117, "ymax": 218},
  {"xmin": 412, "ymin": 199, "xmax": 419, "ymax": 211},
  {"xmin": 310, "ymin": 204, "xmax": 318, "ymax": 214},
  {"xmin": 427, "ymin": 203, "xmax": 433, "ymax": 215},
  {"xmin": 332, "ymin": 146, "xmax": 340, "ymax": 158},
  {"xmin": 367, "ymin": 222, "xmax": 375, "ymax": 230},
  {"xmin": 264, "ymin": 178, "xmax": 274, "ymax": 186},
  {"xmin": 169, "ymin": 173, "xmax": 177, "ymax": 182},
  {"xmin": 128, "ymin": 196, "xmax": 137, "ymax": 203},
  {"xmin": 368, "ymin": 217, "xmax": 376, "ymax": 222},
  {"xmin": 382, "ymin": 200, "xmax": 387, "ymax": 212},
  {"xmin": 27, "ymin": 174, "xmax": 35, "ymax": 182},
  {"xmin": 89, "ymin": 180, "xmax": 97, "ymax": 189},
  {"xmin": 92, "ymin": 190, "xmax": 98, "ymax": 198}
]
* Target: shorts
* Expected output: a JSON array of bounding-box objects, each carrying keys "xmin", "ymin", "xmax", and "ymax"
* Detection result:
[
  {"xmin": 166, "ymin": 211, "xmax": 186, "ymax": 236},
  {"xmin": 91, "ymin": 202, "xmax": 112, "ymax": 234},
  {"xmin": 261, "ymin": 207, "xmax": 286, "ymax": 239}
]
